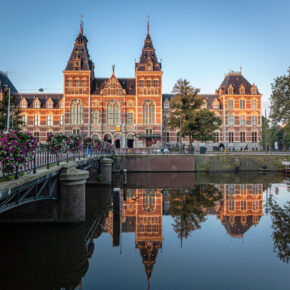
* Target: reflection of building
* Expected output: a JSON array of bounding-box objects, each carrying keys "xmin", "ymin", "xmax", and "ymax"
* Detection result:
[
  {"xmin": 216, "ymin": 183, "xmax": 263, "ymax": 238},
  {"xmin": 105, "ymin": 188, "xmax": 163, "ymax": 287}
]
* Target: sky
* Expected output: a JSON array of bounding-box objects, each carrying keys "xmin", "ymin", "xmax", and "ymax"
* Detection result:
[{"xmin": 0, "ymin": 0, "xmax": 290, "ymax": 111}]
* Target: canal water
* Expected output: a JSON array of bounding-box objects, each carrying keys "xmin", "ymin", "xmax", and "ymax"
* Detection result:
[{"xmin": 0, "ymin": 172, "xmax": 289, "ymax": 290}]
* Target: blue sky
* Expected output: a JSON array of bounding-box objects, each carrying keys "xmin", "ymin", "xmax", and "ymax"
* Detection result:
[{"xmin": 1, "ymin": 0, "xmax": 290, "ymax": 110}]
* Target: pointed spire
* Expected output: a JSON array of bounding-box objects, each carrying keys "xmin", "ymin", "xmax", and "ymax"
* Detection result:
[
  {"xmin": 80, "ymin": 14, "xmax": 84, "ymax": 35},
  {"xmin": 112, "ymin": 64, "xmax": 115, "ymax": 74},
  {"xmin": 147, "ymin": 15, "xmax": 150, "ymax": 35}
]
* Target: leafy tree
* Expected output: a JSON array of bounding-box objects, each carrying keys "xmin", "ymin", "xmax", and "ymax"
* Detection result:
[
  {"xmin": 270, "ymin": 68, "xmax": 290, "ymax": 124},
  {"xmin": 0, "ymin": 89, "xmax": 23, "ymax": 131},
  {"xmin": 267, "ymin": 195, "xmax": 290, "ymax": 263},
  {"xmin": 170, "ymin": 185, "xmax": 222, "ymax": 241},
  {"xmin": 168, "ymin": 79, "xmax": 221, "ymax": 152}
]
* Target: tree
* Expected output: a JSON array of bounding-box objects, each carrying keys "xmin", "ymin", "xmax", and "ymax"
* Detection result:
[
  {"xmin": 168, "ymin": 79, "xmax": 221, "ymax": 152},
  {"xmin": 168, "ymin": 79, "xmax": 203, "ymax": 152},
  {"xmin": 270, "ymin": 68, "xmax": 290, "ymax": 125},
  {"xmin": 0, "ymin": 89, "xmax": 23, "ymax": 131}
]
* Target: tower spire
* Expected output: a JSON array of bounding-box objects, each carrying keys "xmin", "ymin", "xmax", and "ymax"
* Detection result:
[
  {"xmin": 147, "ymin": 15, "xmax": 150, "ymax": 35},
  {"xmin": 80, "ymin": 14, "xmax": 83, "ymax": 34}
]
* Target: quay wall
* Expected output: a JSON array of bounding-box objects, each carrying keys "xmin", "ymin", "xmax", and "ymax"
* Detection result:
[{"xmin": 114, "ymin": 154, "xmax": 290, "ymax": 172}]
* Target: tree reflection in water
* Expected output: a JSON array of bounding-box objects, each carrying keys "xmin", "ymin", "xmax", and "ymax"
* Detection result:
[
  {"xmin": 268, "ymin": 195, "xmax": 290, "ymax": 263},
  {"xmin": 170, "ymin": 184, "xmax": 222, "ymax": 241}
]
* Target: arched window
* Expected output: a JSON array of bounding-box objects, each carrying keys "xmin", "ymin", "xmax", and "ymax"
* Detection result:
[
  {"xmin": 143, "ymin": 99, "xmax": 155, "ymax": 125},
  {"xmin": 142, "ymin": 190, "xmax": 156, "ymax": 212},
  {"xmin": 107, "ymin": 100, "xmax": 120, "ymax": 125},
  {"xmin": 70, "ymin": 99, "xmax": 83, "ymax": 125},
  {"xmin": 92, "ymin": 110, "xmax": 99, "ymax": 125}
]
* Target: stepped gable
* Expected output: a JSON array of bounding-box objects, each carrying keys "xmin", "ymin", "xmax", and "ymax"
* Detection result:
[
  {"xmin": 65, "ymin": 21, "xmax": 94, "ymax": 73},
  {"xmin": 16, "ymin": 93, "xmax": 63, "ymax": 108},
  {"xmin": 92, "ymin": 78, "xmax": 136, "ymax": 95},
  {"xmin": 135, "ymin": 18, "xmax": 161, "ymax": 72},
  {"xmin": 218, "ymin": 71, "xmax": 258, "ymax": 94},
  {"xmin": 0, "ymin": 71, "xmax": 18, "ymax": 94}
]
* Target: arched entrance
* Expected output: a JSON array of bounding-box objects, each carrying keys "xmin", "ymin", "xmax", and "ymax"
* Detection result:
[
  {"xmin": 104, "ymin": 133, "xmax": 113, "ymax": 144},
  {"xmin": 127, "ymin": 134, "xmax": 134, "ymax": 148},
  {"xmin": 92, "ymin": 134, "xmax": 100, "ymax": 141},
  {"xmin": 219, "ymin": 143, "xmax": 225, "ymax": 151},
  {"xmin": 114, "ymin": 133, "xmax": 121, "ymax": 148}
]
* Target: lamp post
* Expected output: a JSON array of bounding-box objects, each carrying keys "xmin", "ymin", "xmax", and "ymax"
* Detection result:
[
  {"xmin": 7, "ymin": 87, "xmax": 11, "ymax": 132},
  {"xmin": 179, "ymin": 93, "xmax": 182, "ymax": 153},
  {"xmin": 120, "ymin": 89, "xmax": 123, "ymax": 154}
]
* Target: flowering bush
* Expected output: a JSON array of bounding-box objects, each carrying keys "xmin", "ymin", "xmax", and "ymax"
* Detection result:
[
  {"xmin": 0, "ymin": 130, "xmax": 38, "ymax": 170},
  {"xmin": 83, "ymin": 137, "xmax": 94, "ymax": 147},
  {"xmin": 47, "ymin": 133, "xmax": 68, "ymax": 154},
  {"xmin": 66, "ymin": 135, "xmax": 82, "ymax": 153},
  {"xmin": 93, "ymin": 140, "xmax": 114, "ymax": 153}
]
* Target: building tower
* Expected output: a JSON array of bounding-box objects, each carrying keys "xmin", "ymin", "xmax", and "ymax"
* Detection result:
[
  {"xmin": 135, "ymin": 17, "xmax": 163, "ymax": 147},
  {"xmin": 63, "ymin": 19, "xmax": 95, "ymax": 136}
]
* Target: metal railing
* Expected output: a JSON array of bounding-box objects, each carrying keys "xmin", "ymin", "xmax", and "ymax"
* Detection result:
[{"xmin": 0, "ymin": 145, "xmax": 114, "ymax": 181}]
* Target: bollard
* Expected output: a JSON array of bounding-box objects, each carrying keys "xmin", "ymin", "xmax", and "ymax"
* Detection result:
[
  {"xmin": 59, "ymin": 163, "xmax": 89, "ymax": 223},
  {"xmin": 99, "ymin": 158, "xmax": 113, "ymax": 184}
]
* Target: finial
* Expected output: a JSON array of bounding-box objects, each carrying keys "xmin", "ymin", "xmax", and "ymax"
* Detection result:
[
  {"xmin": 240, "ymin": 66, "xmax": 242, "ymax": 73},
  {"xmin": 112, "ymin": 64, "xmax": 115, "ymax": 74},
  {"xmin": 147, "ymin": 15, "xmax": 150, "ymax": 35},
  {"xmin": 80, "ymin": 14, "xmax": 83, "ymax": 34}
]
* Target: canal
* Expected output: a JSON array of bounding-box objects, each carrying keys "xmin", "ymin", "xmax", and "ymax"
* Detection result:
[{"xmin": 0, "ymin": 172, "xmax": 289, "ymax": 290}]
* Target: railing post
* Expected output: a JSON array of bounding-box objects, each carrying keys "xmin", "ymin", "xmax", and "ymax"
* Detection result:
[
  {"xmin": 79, "ymin": 149, "xmax": 81, "ymax": 160},
  {"xmin": 15, "ymin": 165, "xmax": 19, "ymax": 180},
  {"xmin": 33, "ymin": 155, "xmax": 36, "ymax": 174},
  {"xmin": 57, "ymin": 153, "xmax": 60, "ymax": 166},
  {"xmin": 46, "ymin": 145, "xmax": 50, "ymax": 169},
  {"xmin": 66, "ymin": 152, "xmax": 69, "ymax": 163}
]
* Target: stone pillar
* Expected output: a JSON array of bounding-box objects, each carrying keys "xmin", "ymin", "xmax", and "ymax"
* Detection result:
[
  {"xmin": 99, "ymin": 158, "xmax": 113, "ymax": 185},
  {"xmin": 59, "ymin": 164, "xmax": 89, "ymax": 223}
]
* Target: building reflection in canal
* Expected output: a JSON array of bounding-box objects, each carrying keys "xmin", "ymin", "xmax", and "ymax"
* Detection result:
[{"xmin": 104, "ymin": 181, "xmax": 265, "ymax": 286}]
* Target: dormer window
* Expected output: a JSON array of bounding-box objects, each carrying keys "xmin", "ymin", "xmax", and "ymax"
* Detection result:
[
  {"xmin": 74, "ymin": 60, "xmax": 80, "ymax": 70},
  {"xmin": 251, "ymin": 87, "xmax": 257, "ymax": 94},
  {"xmin": 146, "ymin": 61, "xmax": 153, "ymax": 71},
  {"xmin": 240, "ymin": 88, "xmax": 245, "ymax": 94},
  {"xmin": 47, "ymin": 102, "xmax": 53, "ymax": 109},
  {"xmin": 21, "ymin": 102, "xmax": 27, "ymax": 109},
  {"xmin": 228, "ymin": 87, "xmax": 233, "ymax": 95},
  {"xmin": 60, "ymin": 102, "xmax": 64, "ymax": 109},
  {"xmin": 213, "ymin": 103, "xmax": 219, "ymax": 110},
  {"xmin": 34, "ymin": 102, "xmax": 40, "ymax": 109}
]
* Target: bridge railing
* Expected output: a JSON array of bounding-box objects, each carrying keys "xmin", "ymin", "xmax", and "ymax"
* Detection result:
[{"xmin": 0, "ymin": 145, "xmax": 114, "ymax": 181}]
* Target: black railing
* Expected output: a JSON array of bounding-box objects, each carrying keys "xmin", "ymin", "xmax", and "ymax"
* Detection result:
[{"xmin": 0, "ymin": 145, "xmax": 114, "ymax": 181}]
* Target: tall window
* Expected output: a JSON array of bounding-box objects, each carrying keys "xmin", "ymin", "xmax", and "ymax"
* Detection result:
[
  {"xmin": 229, "ymin": 184, "xmax": 235, "ymax": 194},
  {"xmin": 47, "ymin": 115, "xmax": 53, "ymax": 126},
  {"xmin": 143, "ymin": 100, "xmax": 155, "ymax": 124},
  {"xmin": 241, "ymin": 184, "xmax": 246, "ymax": 194},
  {"xmin": 228, "ymin": 100, "xmax": 233, "ymax": 109},
  {"xmin": 241, "ymin": 201, "xmax": 246, "ymax": 210},
  {"xmin": 146, "ymin": 80, "xmax": 151, "ymax": 87},
  {"xmin": 92, "ymin": 111, "xmax": 99, "ymax": 125},
  {"xmin": 140, "ymin": 79, "xmax": 144, "ymax": 87},
  {"xmin": 142, "ymin": 190, "xmax": 156, "ymax": 212},
  {"xmin": 166, "ymin": 132, "xmax": 170, "ymax": 142},
  {"xmin": 240, "ymin": 132, "xmax": 245, "ymax": 142},
  {"xmin": 70, "ymin": 99, "xmax": 83, "ymax": 125},
  {"xmin": 240, "ymin": 115, "xmax": 245, "ymax": 126},
  {"xmin": 75, "ymin": 79, "xmax": 79, "ymax": 87},
  {"xmin": 34, "ymin": 115, "xmax": 40, "ymax": 126},
  {"xmin": 252, "ymin": 184, "xmax": 258, "ymax": 194},
  {"xmin": 229, "ymin": 200, "xmax": 235, "ymax": 210},
  {"xmin": 253, "ymin": 200, "xmax": 258, "ymax": 210},
  {"xmin": 60, "ymin": 115, "xmax": 64, "ymax": 126},
  {"xmin": 153, "ymin": 80, "xmax": 158, "ymax": 88},
  {"xmin": 82, "ymin": 79, "xmax": 86, "ymax": 87},
  {"xmin": 68, "ymin": 79, "xmax": 72, "ymax": 87},
  {"xmin": 251, "ymin": 100, "xmax": 256, "ymax": 109},
  {"xmin": 229, "ymin": 132, "xmax": 234, "ymax": 142},
  {"xmin": 127, "ymin": 112, "xmax": 134, "ymax": 125},
  {"xmin": 252, "ymin": 132, "xmax": 257, "ymax": 142},
  {"xmin": 228, "ymin": 115, "xmax": 234, "ymax": 126},
  {"xmin": 47, "ymin": 132, "xmax": 52, "ymax": 138},
  {"xmin": 107, "ymin": 100, "xmax": 120, "ymax": 125},
  {"xmin": 34, "ymin": 132, "xmax": 39, "ymax": 142},
  {"xmin": 251, "ymin": 115, "xmax": 257, "ymax": 125},
  {"xmin": 214, "ymin": 132, "xmax": 219, "ymax": 142},
  {"xmin": 240, "ymin": 100, "xmax": 245, "ymax": 109},
  {"xmin": 22, "ymin": 115, "xmax": 27, "ymax": 125}
]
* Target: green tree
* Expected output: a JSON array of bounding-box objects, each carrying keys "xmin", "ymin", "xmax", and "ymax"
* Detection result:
[
  {"xmin": 0, "ymin": 89, "xmax": 23, "ymax": 131},
  {"xmin": 170, "ymin": 185, "xmax": 222, "ymax": 241},
  {"xmin": 168, "ymin": 79, "xmax": 221, "ymax": 152},
  {"xmin": 270, "ymin": 67, "xmax": 290, "ymax": 124}
]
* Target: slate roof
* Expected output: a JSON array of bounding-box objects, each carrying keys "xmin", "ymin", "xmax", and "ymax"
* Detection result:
[
  {"xmin": 16, "ymin": 93, "xmax": 63, "ymax": 108},
  {"xmin": 218, "ymin": 71, "xmax": 259, "ymax": 94},
  {"xmin": 222, "ymin": 215, "xmax": 261, "ymax": 238},
  {"xmin": 65, "ymin": 26, "xmax": 94, "ymax": 73},
  {"xmin": 135, "ymin": 32, "xmax": 161, "ymax": 72},
  {"xmin": 91, "ymin": 78, "xmax": 136, "ymax": 95},
  {"xmin": 0, "ymin": 71, "xmax": 18, "ymax": 94}
]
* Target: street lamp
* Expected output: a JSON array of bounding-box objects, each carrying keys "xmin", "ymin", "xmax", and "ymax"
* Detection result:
[
  {"xmin": 7, "ymin": 87, "xmax": 11, "ymax": 132},
  {"xmin": 179, "ymin": 93, "xmax": 182, "ymax": 153},
  {"xmin": 120, "ymin": 88, "xmax": 123, "ymax": 154}
]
